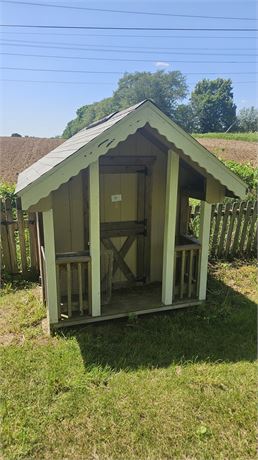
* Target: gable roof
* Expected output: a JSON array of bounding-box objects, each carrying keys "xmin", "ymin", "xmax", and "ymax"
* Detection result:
[
  {"xmin": 16, "ymin": 101, "xmax": 144, "ymax": 194},
  {"xmin": 16, "ymin": 100, "xmax": 247, "ymax": 208},
  {"xmin": 1, "ymin": 135, "xmax": 254, "ymax": 186}
]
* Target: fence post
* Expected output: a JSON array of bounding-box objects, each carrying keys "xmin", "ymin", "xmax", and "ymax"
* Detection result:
[
  {"xmin": 218, "ymin": 202, "xmax": 231, "ymax": 257},
  {"xmin": 211, "ymin": 203, "xmax": 222, "ymax": 257},
  {"xmin": 0, "ymin": 198, "xmax": 12, "ymax": 273},
  {"xmin": 232, "ymin": 201, "xmax": 246, "ymax": 255},
  {"xmin": 28, "ymin": 211, "xmax": 39, "ymax": 274},
  {"xmin": 16, "ymin": 197, "xmax": 28, "ymax": 275},
  {"xmin": 225, "ymin": 202, "xmax": 238, "ymax": 257},
  {"xmin": 246, "ymin": 201, "xmax": 257, "ymax": 254},
  {"xmin": 239, "ymin": 201, "xmax": 253, "ymax": 254},
  {"xmin": 4, "ymin": 198, "xmax": 18, "ymax": 273}
]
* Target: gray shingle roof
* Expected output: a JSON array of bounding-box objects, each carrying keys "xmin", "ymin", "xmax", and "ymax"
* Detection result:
[
  {"xmin": 16, "ymin": 100, "xmax": 146, "ymax": 193},
  {"xmin": 16, "ymin": 99, "xmax": 247, "ymax": 206}
]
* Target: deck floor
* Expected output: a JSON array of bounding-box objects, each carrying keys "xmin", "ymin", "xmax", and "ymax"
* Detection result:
[
  {"xmin": 102, "ymin": 282, "xmax": 162, "ymax": 316},
  {"xmin": 56, "ymin": 283, "xmax": 201, "ymax": 328}
]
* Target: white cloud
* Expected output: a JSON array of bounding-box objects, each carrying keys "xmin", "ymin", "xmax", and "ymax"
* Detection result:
[{"xmin": 154, "ymin": 61, "xmax": 170, "ymax": 69}]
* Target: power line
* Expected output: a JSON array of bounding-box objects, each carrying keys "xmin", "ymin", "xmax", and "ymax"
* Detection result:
[
  {"xmin": 2, "ymin": 39, "xmax": 257, "ymax": 53},
  {"xmin": 1, "ymin": 25, "xmax": 257, "ymax": 31},
  {"xmin": 1, "ymin": 31, "xmax": 257, "ymax": 40},
  {"xmin": 1, "ymin": 42, "xmax": 258, "ymax": 59},
  {"xmin": 2, "ymin": 43, "xmax": 258, "ymax": 57},
  {"xmin": 1, "ymin": 78, "xmax": 256, "ymax": 85},
  {"xmin": 1, "ymin": 66, "xmax": 124, "ymax": 74},
  {"xmin": 1, "ymin": 0, "xmax": 256, "ymax": 21},
  {"xmin": 1, "ymin": 52, "xmax": 257, "ymax": 65},
  {"xmin": 0, "ymin": 78, "xmax": 115, "ymax": 85},
  {"xmin": 2, "ymin": 67, "xmax": 257, "ymax": 75}
]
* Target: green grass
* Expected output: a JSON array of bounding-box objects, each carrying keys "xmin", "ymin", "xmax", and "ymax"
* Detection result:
[
  {"xmin": 1, "ymin": 261, "xmax": 257, "ymax": 459},
  {"xmin": 193, "ymin": 132, "xmax": 258, "ymax": 142}
]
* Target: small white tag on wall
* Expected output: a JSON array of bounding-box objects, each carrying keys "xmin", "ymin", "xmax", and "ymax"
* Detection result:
[{"xmin": 111, "ymin": 194, "xmax": 122, "ymax": 202}]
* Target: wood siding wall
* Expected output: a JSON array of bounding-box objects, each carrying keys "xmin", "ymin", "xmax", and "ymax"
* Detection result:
[{"xmin": 52, "ymin": 174, "xmax": 85, "ymax": 295}]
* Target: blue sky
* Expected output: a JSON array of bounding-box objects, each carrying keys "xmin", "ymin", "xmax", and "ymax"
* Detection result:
[{"xmin": 0, "ymin": 0, "xmax": 257, "ymax": 137}]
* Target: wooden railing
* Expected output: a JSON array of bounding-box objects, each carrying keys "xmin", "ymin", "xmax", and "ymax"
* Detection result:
[
  {"xmin": 56, "ymin": 252, "xmax": 91, "ymax": 320},
  {"xmin": 174, "ymin": 238, "xmax": 201, "ymax": 301}
]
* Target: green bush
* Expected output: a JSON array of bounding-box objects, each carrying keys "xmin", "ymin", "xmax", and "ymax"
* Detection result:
[
  {"xmin": 0, "ymin": 181, "xmax": 17, "ymax": 208},
  {"xmin": 0, "ymin": 181, "xmax": 16, "ymax": 200},
  {"xmin": 221, "ymin": 160, "xmax": 257, "ymax": 197}
]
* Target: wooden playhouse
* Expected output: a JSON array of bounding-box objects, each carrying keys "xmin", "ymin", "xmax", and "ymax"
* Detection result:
[{"xmin": 16, "ymin": 100, "xmax": 246, "ymax": 331}]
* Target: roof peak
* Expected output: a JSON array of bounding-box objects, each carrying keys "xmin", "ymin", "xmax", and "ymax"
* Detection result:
[
  {"xmin": 86, "ymin": 111, "xmax": 119, "ymax": 130},
  {"xmin": 84, "ymin": 99, "xmax": 150, "ymax": 132}
]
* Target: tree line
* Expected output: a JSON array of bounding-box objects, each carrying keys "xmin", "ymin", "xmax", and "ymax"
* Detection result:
[{"xmin": 62, "ymin": 71, "xmax": 258, "ymax": 138}]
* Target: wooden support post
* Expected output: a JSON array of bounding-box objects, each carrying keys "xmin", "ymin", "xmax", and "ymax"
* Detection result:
[
  {"xmin": 198, "ymin": 201, "xmax": 212, "ymax": 301},
  {"xmin": 66, "ymin": 263, "xmax": 72, "ymax": 317},
  {"xmin": 162, "ymin": 149, "xmax": 179, "ymax": 305},
  {"xmin": 36, "ymin": 213, "xmax": 43, "ymax": 290},
  {"xmin": 42, "ymin": 208, "xmax": 59, "ymax": 328},
  {"xmin": 89, "ymin": 160, "xmax": 101, "ymax": 317}
]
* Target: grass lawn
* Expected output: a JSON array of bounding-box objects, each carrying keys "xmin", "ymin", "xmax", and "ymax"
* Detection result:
[
  {"xmin": 193, "ymin": 132, "xmax": 258, "ymax": 142},
  {"xmin": 0, "ymin": 261, "xmax": 256, "ymax": 460}
]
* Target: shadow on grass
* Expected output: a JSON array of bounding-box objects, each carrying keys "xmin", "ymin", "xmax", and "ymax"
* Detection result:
[{"xmin": 63, "ymin": 272, "xmax": 256, "ymax": 370}]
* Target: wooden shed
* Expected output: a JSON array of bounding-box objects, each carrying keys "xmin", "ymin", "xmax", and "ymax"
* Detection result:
[{"xmin": 16, "ymin": 100, "xmax": 246, "ymax": 331}]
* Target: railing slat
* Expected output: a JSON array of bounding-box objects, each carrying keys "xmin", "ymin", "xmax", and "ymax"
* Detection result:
[
  {"xmin": 56, "ymin": 264, "xmax": 61, "ymax": 320},
  {"xmin": 55, "ymin": 255, "xmax": 92, "ymax": 320},
  {"xmin": 188, "ymin": 249, "xmax": 194, "ymax": 298},
  {"xmin": 172, "ymin": 251, "xmax": 177, "ymax": 301},
  {"xmin": 78, "ymin": 262, "xmax": 84, "ymax": 315},
  {"xmin": 175, "ymin": 246, "xmax": 201, "ymax": 301},
  {"xmin": 180, "ymin": 250, "xmax": 186, "ymax": 299},
  {"xmin": 87, "ymin": 259, "xmax": 92, "ymax": 315},
  {"xmin": 67, "ymin": 263, "xmax": 72, "ymax": 317}
]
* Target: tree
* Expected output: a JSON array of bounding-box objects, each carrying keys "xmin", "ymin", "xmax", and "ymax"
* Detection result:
[
  {"xmin": 11, "ymin": 133, "xmax": 22, "ymax": 137},
  {"xmin": 62, "ymin": 71, "xmax": 187, "ymax": 138},
  {"xmin": 172, "ymin": 104, "xmax": 197, "ymax": 133},
  {"xmin": 112, "ymin": 71, "xmax": 187, "ymax": 117},
  {"xmin": 237, "ymin": 107, "xmax": 258, "ymax": 132},
  {"xmin": 63, "ymin": 97, "xmax": 116, "ymax": 138},
  {"xmin": 190, "ymin": 79, "xmax": 236, "ymax": 133}
]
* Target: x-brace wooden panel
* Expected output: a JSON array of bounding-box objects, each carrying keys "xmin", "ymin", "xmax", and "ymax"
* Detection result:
[{"xmin": 101, "ymin": 235, "xmax": 136, "ymax": 281}]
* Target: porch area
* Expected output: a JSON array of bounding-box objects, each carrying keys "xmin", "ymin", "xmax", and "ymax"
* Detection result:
[{"xmin": 41, "ymin": 234, "xmax": 203, "ymax": 328}]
